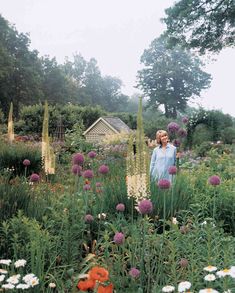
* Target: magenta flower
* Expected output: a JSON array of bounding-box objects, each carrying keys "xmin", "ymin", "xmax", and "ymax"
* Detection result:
[
  {"xmin": 23, "ymin": 159, "xmax": 31, "ymax": 166},
  {"xmin": 83, "ymin": 169, "xmax": 94, "ymax": 179},
  {"xmin": 72, "ymin": 153, "xmax": 84, "ymax": 165},
  {"xmin": 138, "ymin": 199, "xmax": 153, "ymax": 215},
  {"xmin": 98, "ymin": 165, "xmax": 109, "ymax": 175},
  {"xmin": 167, "ymin": 122, "xmax": 180, "ymax": 133},
  {"xmin": 85, "ymin": 214, "xmax": 94, "ymax": 223},
  {"xmin": 178, "ymin": 128, "xmax": 187, "ymax": 138},
  {"xmin": 88, "ymin": 151, "xmax": 96, "ymax": 159},
  {"xmin": 168, "ymin": 166, "xmax": 177, "ymax": 175},
  {"xmin": 71, "ymin": 164, "xmax": 82, "ymax": 176},
  {"xmin": 83, "ymin": 184, "xmax": 91, "ymax": 191},
  {"xmin": 208, "ymin": 175, "xmax": 221, "ymax": 186},
  {"xmin": 116, "ymin": 203, "xmax": 125, "ymax": 212},
  {"xmin": 113, "ymin": 232, "xmax": 125, "ymax": 245},
  {"xmin": 30, "ymin": 173, "xmax": 40, "ymax": 183},
  {"xmin": 129, "ymin": 268, "xmax": 140, "ymax": 278},
  {"xmin": 173, "ymin": 139, "xmax": 181, "ymax": 147},
  {"xmin": 182, "ymin": 117, "xmax": 189, "ymax": 124},
  {"xmin": 158, "ymin": 179, "xmax": 171, "ymax": 189},
  {"xmin": 95, "ymin": 182, "xmax": 102, "ymax": 187}
]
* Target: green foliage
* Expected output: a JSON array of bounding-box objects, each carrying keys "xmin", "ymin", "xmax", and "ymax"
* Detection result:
[
  {"xmin": 163, "ymin": 0, "xmax": 235, "ymax": 53},
  {"xmin": 137, "ymin": 37, "xmax": 211, "ymax": 118}
]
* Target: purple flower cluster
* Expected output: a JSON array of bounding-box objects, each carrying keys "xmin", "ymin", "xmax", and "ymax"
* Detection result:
[
  {"xmin": 182, "ymin": 117, "xmax": 189, "ymax": 124},
  {"xmin": 30, "ymin": 173, "xmax": 40, "ymax": 183},
  {"xmin": 138, "ymin": 199, "xmax": 153, "ymax": 215},
  {"xmin": 95, "ymin": 182, "xmax": 102, "ymax": 187},
  {"xmin": 167, "ymin": 122, "xmax": 180, "ymax": 133},
  {"xmin": 83, "ymin": 169, "xmax": 94, "ymax": 179},
  {"xmin": 158, "ymin": 179, "xmax": 171, "ymax": 189},
  {"xmin": 83, "ymin": 184, "xmax": 91, "ymax": 191},
  {"xmin": 23, "ymin": 159, "xmax": 31, "ymax": 166},
  {"xmin": 116, "ymin": 203, "xmax": 125, "ymax": 212},
  {"xmin": 168, "ymin": 166, "xmax": 177, "ymax": 175},
  {"xmin": 98, "ymin": 165, "xmax": 109, "ymax": 175},
  {"xmin": 71, "ymin": 164, "xmax": 82, "ymax": 176},
  {"xmin": 173, "ymin": 139, "xmax": 181, "ymax": 148},
  {"xmin": 178, "ymin": 128, "xmax": 187, "ymax": 138},
  {"xmin": 129, "ymin": 268, "xmax": 140, "ymax": 278},
  {"xmin": 113, "ymin": 232, "xmax": 125, "ymax": 245},
  {"xmin": 208, "ymin": 175, "xmax": 221, "ymax": 186},
  {"xmin": 72, "ymin": 153, "xmax": 84, "ymax": 165},
  {"xmin": 88, "ymin": 151, "xmax": 97, "ymax": 159},
  {"xmin": 84, "ymin": 214, "xmax": 94, "ymax": 223}
]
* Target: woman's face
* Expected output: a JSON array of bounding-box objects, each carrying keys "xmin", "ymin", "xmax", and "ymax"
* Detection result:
[{"xmin": 158, "ymin": 133, "xmax": 168, "ymax": 144}]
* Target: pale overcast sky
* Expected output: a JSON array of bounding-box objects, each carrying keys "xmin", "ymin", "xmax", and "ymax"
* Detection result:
[{"xmin": 1, "ymin": 0, "xmax": 235, "ymax": 117}]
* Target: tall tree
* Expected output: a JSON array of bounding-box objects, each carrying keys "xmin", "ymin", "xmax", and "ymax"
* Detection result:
[
  {"xmin": 163, "ymin": 0, "xmax": 235, "ymax": 53},
  {"xmin": 137, "ymin": 37, "xmax": 211, "ymax": 118}
]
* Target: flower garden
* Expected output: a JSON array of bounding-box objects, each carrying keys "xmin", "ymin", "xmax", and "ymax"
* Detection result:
[{"xmin": 0, "ymin": 101, "xmax": 234, "ymax": 293}]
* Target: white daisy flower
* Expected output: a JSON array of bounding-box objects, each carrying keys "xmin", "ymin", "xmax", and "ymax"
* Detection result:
[
  {"xmin": 162, "ymin": 285, "xmax": 175, "ymax": 292},
  {"xmin": 49, "ymin": 282, "xmax": 56, "ymax": 288},
  {"xmin": 216, "ymin": 268, "xmax": 230, "ymax": 277},
  {"xmin": 178, "ymin": 281, "xmax": 191, "ymax": 292},
  {"xmin": 172, "ymin": 217, "xmax": 178, "ymax": 225},
  {"xmin": 203, "ymin": 266, "xmax": 217, "ymax": 272},
  {"xmin": 223, "ymin": 290, "xmax": 231, "ymax": 293},
  {"xmin": 2, "ymin": 283, "xmax": 15, "ymax": 289},
  {"xmin": 6, "ymin": 274, "xmax": 21, "ymax": 284},
  {"xmin": 22, "ymin": 273, "xmax": 35, "ymax": 283},
  {"xmin": 16, "ymin": 283, "xmax": 30, "ymax": 289},
  {"xmin": 0, "ymin": 259, "xmax": 11, "ymax": 266},
  {"xmin": 14, "ymin": 259, "xmax": 27, "ymax": 268},
  {"xmin": 199, "ymin": 289, "xmax": 219, "ymax": 293},
  {"xmin": 0, "ymin": 269, "xmax": 8, "ymax": 274},
  {"xmin": 0, "ymin": 274, "xmax": 5, "ymax": 282},
  {"xmin": 28, "ymin": 276, "xmax": 39, "ymax": 287},
  {"xmin": 204, "ymin": 274, "xmax": 216, "ymax": 282}
]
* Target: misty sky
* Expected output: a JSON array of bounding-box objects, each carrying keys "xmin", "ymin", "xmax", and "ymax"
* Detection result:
[{"xmin": 1, "ymin": 0, "xmax": 235, "ymax": 116}]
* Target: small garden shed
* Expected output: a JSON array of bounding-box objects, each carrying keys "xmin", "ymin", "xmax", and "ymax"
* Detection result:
[{"xmin": 83, "ymin": 116, "xmax": 131, "ymax": 143}]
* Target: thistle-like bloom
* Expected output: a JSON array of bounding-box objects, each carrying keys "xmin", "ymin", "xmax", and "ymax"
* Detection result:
[
  {"xmin": 204, "ymin": 274, "xmax": 216, "ymax": 281},
  {"xmin": 182, "ymin": 117, "xmax": 189, "ymax": 124},
  {"xmin": 168, "ymin": 166, "xmax": 177, "ymax": 175},
  {"xmin": 178, "ymin": 281, "xmax": 191, "ymax": 292},
  {"xmin": 98, "ymin": 165, "xmax": 109, "ymax": 174},
  {"xmin": 116, "ymin": 203, "xmax": 125, "ymax": 212},
  {"xmin": 158, "ymin": 179, "xmax": 171, "ymax": 189},
  {"xmin": 113, "ymin": 232, "xmax": 125, "ymax": 245},
  {"xmin": 173, "ymin": 139, "xmax": 181, "ymax": 147},
  {"xmin": 88, "ymin": 151, "xmax": 96, "ymax": 159},
  {"xmin": 83, "ymin": 184, "xmax": 91, "ymax": 191},
  {"xmin": 30, "ymin": 173, "xmax": 40, "ymax": 183},
  {"xmin": 23, "ymin": 159, "xmax": 31, "ymax": 166},
  {"xmin": 71, "ymin": 164, "xmax": 82, "ymax": 176},
  {"xmin": 85, "ymin": 214, "xmax": 94, "ymax": 223},
  {"xmin": 178, "ymin": 128, "xmax": 187, "ymax": 138},
  {"xmin": 95, "ymin": 182, "xmax": 102, "ymax": 187},
  {"xmin": 72, "ymin": 153, "xmax": 84, "ymax": 165},
  {"xmin": 162, "ymin": 285, "xmax": 175, "ymax": 292},
  {"xmin": 208, "ymin": 175, "xmax": 221, "ymax": 186},
  {"xmin": 83, "ymin": 169, "xmax": 94, "ymax": 179},
  {"xmin": 129, "ymin": 267, "xmax": 140, "ymax": 278},
  {"xmin": 179, "ymin": 258, "xmax": 188, "ymax": 268},
  {"xmin": 167, "ymin": 122, "xmax": 180, "ymax": 133},
  {"xmin": 138, "ymin": 199, "xmax": 153, "ymax": 215}
]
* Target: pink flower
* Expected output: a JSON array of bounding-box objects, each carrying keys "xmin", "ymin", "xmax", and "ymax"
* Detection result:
[
  {"xmin": 71, "ymin": 164, "xmax": 82, "ymax": 176},
  {"xmin": 88, "ymin": 151, "xmax": 96, "ymax": 159},
  {"xmin": 83, "ymin": 170, "xmax": 94, "ymax": 179},
  {"xmin": 182, "ymin": 117, "xmax": 189, "ymax": 124},
  {"xmin": 158, "ymin": 179, "xmax": 171, "ymax": 189},
  {"xmin": 138, "ymin": 199, "xmax": 153, "ymax": 215},
  {"xmin": 113, "ymin": 232, "xmax": 125, "ymax": 245},
  {"xmin": 30, "ymin": 173, "xmax": 40, "ymax": 183},
  {"xmin": 98, "ymin": 165, "xmax": 109, "ymax": 175},
  {"xmin": 85, "ymin": 214, "xmax": 94, "ymax": 223},
  {"xmin": 173, "ymin": 139, "xmax": 181, "ymax": 147},
  {"xmin": 23, "ymin": 159, "xmax": 31, "ymax": 166},
  {"xmin": 178, "ymin": 128, "xmax": 187, "ymax": 138},
  {"xmin": 168, "ymin": 166, "xmax": 177, "ymax": 175},
  {"xmin": 83, "ymin": 184, "xmax": 91, "ymax": 191},
  {"xmin": 129, "ymin": 268, "xmax": 140, "ymax": 278},
  {"xmin": 208, "ymin": 175, "xmax": 221, "ymax": 186},
  {"xmin": 95, "ymin": 182, "xmax": 102, "ymax": 187},
  {"xmin": 72, "ymin": 153, "xmax": 84, "ymax": 165},
  {"xmin": 167, "ymin": 122, "xmax": 180, "ymax": 133},
  {"xmin": 116, "ymin": 203, "xmax": 125, "ymax": 212}
]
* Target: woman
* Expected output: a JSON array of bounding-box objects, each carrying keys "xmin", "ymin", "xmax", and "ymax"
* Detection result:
[{"xmin": 150, "ymin": 130, "xmax": 176, "ymax": 182}]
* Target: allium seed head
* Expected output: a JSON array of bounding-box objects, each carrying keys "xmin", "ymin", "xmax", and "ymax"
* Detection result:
[
  {"xmin": 158, "ymin": 179, "xmax": 171, "ymax": 189},
  {"xmin": 208, "ymin": 175, "xmax": 221, "ymax": 186},
  {"xmin": 72, "ymin": 153, "xmax": 84, "ymax": 165},
  {"xmin": 138, "ymin": 199, "xmax": 153, "ymax": 215},
  {"xmin": 98, "ymin": 165, "xmax": 109, "ymax": 175},
  {"xmin": 168, "ymin": 166, "xmax": 177, "ymax": 175},
  {"xmin": 116, "ymin": 203, "xmax": 125, "ymax": 212},
  {"xmin": 23, "ymin": 159, "xmax": 31, "ymax": 166},
  {"xmin": 113, "ymin": 232, "xmax": 125, "ymax": 245},
  {"xmin": 129, "ymin": 268, "xmax": 140, "ymax": 278},
  {"xmin": 30, "ymin": 173, "xmax": 40, "ymax": 183},
  {"xmin": 88, "ymin": 151, "xmax": 97, "ymax": 159}
]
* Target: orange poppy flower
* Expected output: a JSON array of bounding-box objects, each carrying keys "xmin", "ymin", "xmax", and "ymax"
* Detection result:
[
  {"xmin": 77, "ymin": 278, "xmax": 96, "ymax": 291},
  {"xmin": 89, "ymin": 266, "xmax": 109, "ymax": 282},
  {"xmin": 97, "ymin": 283, "xmax": 113, "ymax": 293}
]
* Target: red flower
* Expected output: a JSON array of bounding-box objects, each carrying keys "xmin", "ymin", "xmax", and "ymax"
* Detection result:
[
  {"xmin": 97, "ymin": 283, "xmax": 113, "ymax": 293},
  {"xmin": 89, "ymin": 266, "xmax": 109, "ymax": 282},
  {"xmin": 77, "ymin": 278, "xmax": 95, "ymax": 291}
]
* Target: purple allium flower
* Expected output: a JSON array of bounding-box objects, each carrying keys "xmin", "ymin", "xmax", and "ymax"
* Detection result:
[
  {"xmin": 116, "ymin": 203, "xmax": 125, "ymax": 212},
  {"xmin": 83, "ymin": 169, "xmax": 94, "ymax": 179},
  {"xmin": 129, "ymin": 268, "xmax": 140, "ymax": 278},
  {"xmin": 182, "ymin": 117, "xmax": 189, "ymax": 124},
  {"xmin": 30, "ymin": 173, "xmax": 40, "ymax": 183},
  {"xmin": 98, "ymin": 165, "xmax": 109, "ymax": 175},
  {"xmin": 23, "ymin": 159, "xmax": 31, "ymax": 166},
  {"xmin": 173, "ymin": 139, "xmax": 181, "ymax": 147},
  {"xmin": 88, "ymin": 151, "xmax": 96, "ymax": 159},
  {"xmin": 168, "ymin": 166, "xmax": 177, "ymax": 175},
  {"xmin": 84, "ymin": 214, "xmax": 94, "ymax": 223},
  {"xmin": 72, "ymin": 153, "xmax": 84, "ymax": 165},
  {"xmin": 83, "ymin": 184, "xmax": 91, "ymax": 191},
  {"xmin": 167, "ymin": 122, "xmax": 180, "ymax": 133},
  {"xmin": 158, "ymin": 179, "xmax": 171, "ymax": 189},
  {"xmin": 95, "ymin": 182, "xmax": 102, "ymax": 187},
  {"xmin": 71, "ymin": 164, "xmax": 82, "ymax": 176},
  {"xmin": 179, "ymin": 258, "xmax": 189, "ymax": 268},
  {"xmin": 113, "ymin": 232, "xmax": 125, "ymax": 245},
  {"xmin": 178, "ymin": 128, "xmax": 187, "ymax": 138},
  {"xmin": 208, "ymin": 175, "xmax": 221, "ymax": 186},
  {"xmin": 138, "ymin": 199, "xmax": 153, "ymax": 215}
]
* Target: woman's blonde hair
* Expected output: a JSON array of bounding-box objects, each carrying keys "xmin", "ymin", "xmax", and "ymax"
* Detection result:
[{"xmin": 156, "ymin": 130, "xmax": 169, "ymax": 145}]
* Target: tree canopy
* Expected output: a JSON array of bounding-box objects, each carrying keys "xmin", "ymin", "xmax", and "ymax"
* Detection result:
[
  {"xmin": 137, "ymin": 37, "xmax": 211, "ymax": 118},
  {"xmin": 163, "ymin": 0, "xmax": 235, "ymax": 53}
]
